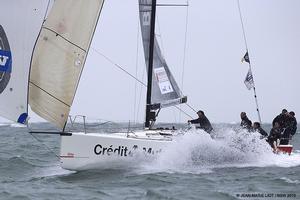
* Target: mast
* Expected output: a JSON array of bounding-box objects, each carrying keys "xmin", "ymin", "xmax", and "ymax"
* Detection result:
[
  {"xmin": 237, "ymin": 0, "xmax": 262, "ymax": 123},
  {"xmin": 145, "ymin": 0, "xmax": 157, "ymax": 128}
]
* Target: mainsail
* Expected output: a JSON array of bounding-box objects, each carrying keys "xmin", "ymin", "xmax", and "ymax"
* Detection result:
[
  {"xmin": 138, "ymin": 0, "xmax": 186, "ymax": 109},
  {"xmin": 0, "ymin": 1, "xmax": 47, "ymax": 123},
  {"xmin": 29, "ymin": 0, "xmax": 105, "ymax": 129}
]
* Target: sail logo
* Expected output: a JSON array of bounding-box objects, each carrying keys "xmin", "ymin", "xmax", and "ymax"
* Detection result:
[
  {"xmin": 0, "ymin": 55, "xmax": 9, "ymax": 66},
  {"xmin": 0, "ymin": 25, "xmax": 12, "ymax": 94},
  {"xmin": 0, "ymin": 50, "xmax": 12, "ymax": 73}
]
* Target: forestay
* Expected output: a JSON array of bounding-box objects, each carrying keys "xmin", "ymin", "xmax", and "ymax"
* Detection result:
[
  {"xmin": 0, "ymin": 1, "xmax": 47, "ymax": 124},
  {"xmin": 138, "ymin": 0, "xmax": 186, "ymax": 109},
  {"xmin": 29, "ymin": 0, "xmax": 105, "ymax": 129}
]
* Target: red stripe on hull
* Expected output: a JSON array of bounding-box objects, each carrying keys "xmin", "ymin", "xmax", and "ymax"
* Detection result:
[{"xmin": 277, "ymin": 145, "xmax": 293, "ymax": 155}]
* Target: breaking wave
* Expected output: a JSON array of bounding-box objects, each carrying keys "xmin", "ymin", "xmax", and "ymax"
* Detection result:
[
  {"xmin": 280, "ymin": 177, "xmax": 300, "ymax": 184},
  {"xmin": 0, "ymin": 123, "xmax": 9, "ymax": 127},
  {"xmin": 142, "ymin": 127, "xmax": 300, "ymax": 173}
]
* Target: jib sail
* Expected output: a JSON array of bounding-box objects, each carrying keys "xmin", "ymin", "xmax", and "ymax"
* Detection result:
[{"xmin": 29, "ymin": 0, "xmax": 105, "ymax": 129}]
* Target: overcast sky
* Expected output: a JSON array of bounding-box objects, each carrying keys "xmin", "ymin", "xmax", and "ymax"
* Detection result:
[{"xmin": 2, "ymin": 0, "xmax": 300, "ymax": 124}]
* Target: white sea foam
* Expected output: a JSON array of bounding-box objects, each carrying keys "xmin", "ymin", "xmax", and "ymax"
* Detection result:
[
  {"xmin": 10, "ymin": 123, "xmax": 26, "ymax": 128},
  {"xmin": 143, "ymin": 127, "xmax": 300, "ymax": 173},
  {"xmin": 280, "ymin": 177, "xmax": 300, "ymax": 184},
  {"xmin": 36, "ymin": 165, "xmax": 75, "ymax": 178},
  {"xmin": 0, "ymin": 123, "xmax": 9, "ymax": 127}
]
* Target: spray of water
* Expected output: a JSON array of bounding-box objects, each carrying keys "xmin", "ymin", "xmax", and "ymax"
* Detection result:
[{"xmin": 142, "ymin": 126, "xmax": 300, "ymax": 174}]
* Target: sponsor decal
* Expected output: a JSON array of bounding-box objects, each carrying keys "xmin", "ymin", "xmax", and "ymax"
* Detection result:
[
  {"xmin": 0, "ymin": 25, "xmax": 12, "ymax": 93},
  {"xmin": 94, "ymin": 144, "xmax": 162, "ymax": 157},
  {"xmin": 0, "ymin": 50, "xmax": 12, "ymax": 72},
  {"xmin": 154, "ymin": 67, "xmax": 173, "ymax": 94}
]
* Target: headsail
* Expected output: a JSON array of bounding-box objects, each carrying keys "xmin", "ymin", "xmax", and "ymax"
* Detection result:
[
  {"xmin": 0, "ymin": 1, "xmax": 47, "ymax": 124},
  {"xmin": 29, "ymin": 0, "xmax": 105, "ymax": 129},
  {"xmin": 138, "ymin": 0, "xmax": 187, "ymax": 109}
]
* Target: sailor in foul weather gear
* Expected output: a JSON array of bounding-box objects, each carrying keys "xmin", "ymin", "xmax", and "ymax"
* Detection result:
[
  {"xmin": 240, "ymin": 112, "xmax": 252, "ymax": 132},
  {"xmin": 272, "ymin": 109, "xmax": 288, "ymax": 129},
  {"xmin": 280, "ymin": 111, "xmax": 297, "ymax": 145},
  {"xmin": 289, "ymin": 111, "xmax": 297, "ymax": 138},
  {"xmin": 252, "ymin": 122, "xmax": 268, "ymax": 138},
  {"xmin": 188, "ymin": 110, "xmax": 213, "ymax": 134},
  {"xmin": 267, "ymin": 122, "xmax": 281, "ymax": 150}
]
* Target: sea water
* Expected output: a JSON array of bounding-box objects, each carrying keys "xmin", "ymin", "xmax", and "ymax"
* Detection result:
[{"xmin": 0, "ymin": 123, "xmax": 299, "ymax": 200}]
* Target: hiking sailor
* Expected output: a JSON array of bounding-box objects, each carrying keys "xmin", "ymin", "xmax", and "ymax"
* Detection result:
[
  {"xmin": 272, "ymin": 109, "xmax": 289, "ymax": 129},
  {"xmin": 188, "ymin": 110, "xmax": 213, "ymax": 134},
  {"xmin": 289, "ymin": 111, "xmax": 297, "ymax": 138},
  {"xmin": 240, "ymin": 112, "xmax": 252, "ymax": 132},
  {"xmin": 267, "ymin": 122, "xmax": 281, "ymax": 151},
  {"xmin": 281, "ymin": 111, "xmax": 297, "ymax": 145},
  {"xmin": 252, "ymin": 122, "xmax": 268, "ymax": 138}
]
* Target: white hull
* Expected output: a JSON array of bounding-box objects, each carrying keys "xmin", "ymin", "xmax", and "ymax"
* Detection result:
[{"xmin": 60, "ymin": 130, "xmax": 176, "ymax": 171}]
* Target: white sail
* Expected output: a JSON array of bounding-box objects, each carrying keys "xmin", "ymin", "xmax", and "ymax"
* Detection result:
[
  {"xmin": 0, "ymin": 1, "xmax": 48, "ymax": 124},
  {"xmin": 29, "ymin": 0, "xmax": 105, "ymax": 129},
  {"xmin": 138, "ymin": 0, "xmax": 186, "ymax": 109}
]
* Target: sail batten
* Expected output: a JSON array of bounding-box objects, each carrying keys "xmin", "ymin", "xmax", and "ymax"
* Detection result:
[
  {"xmin": 41, "ymin": 26, "xmax": 87, "ymax": 52},
  {"xmin": 29, "ymin": 0, "xmax": 105, "ymax": 129}
]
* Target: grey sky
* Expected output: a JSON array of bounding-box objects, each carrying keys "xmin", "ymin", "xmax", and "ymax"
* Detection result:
[{"xmin": 1, "ymin": 0, "xmax": 299, "ymax": 124}]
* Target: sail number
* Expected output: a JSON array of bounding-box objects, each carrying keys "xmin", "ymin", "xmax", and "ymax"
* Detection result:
[{"xmin": 140, "ymin": 0, "xmax": 151, "ymax": 26}]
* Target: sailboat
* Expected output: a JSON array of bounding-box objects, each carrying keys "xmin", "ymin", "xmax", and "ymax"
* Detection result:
[{"xmin": 0, "ymin": 0, "xmax": 188, "ymax": 170}]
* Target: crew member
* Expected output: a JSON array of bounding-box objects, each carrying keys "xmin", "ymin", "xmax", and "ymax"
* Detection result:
[
  {"xmin": 289, "ymin": 111, "xmax": 297, "ymax": 138},
  {"xmin": 272, "ymin": 109, "xmax": 288, "ymax": 129},
  {"xmin": 240, "ymin": 112, "xmax": 252, "ymax": 132},
  {"xmin": 252, "ymin": 122, "xmax": 268, "ymax": 138},
  {"xmin": 188, "ymin": 110, "xmax": 213, "ymax": 133},
  {"xmin": 267, "ymin": 122, "xmax": 281, "ymax": 150},
  {"xmin": 281, "ymin": 111, "xmax": 297, "ymax": 144}
]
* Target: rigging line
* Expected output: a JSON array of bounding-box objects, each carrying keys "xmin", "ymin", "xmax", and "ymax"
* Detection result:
[
  {"xmin": 136, "ymin": 63, "xmax": 146, "ymax": 123},
  {"xmin": 91, "ymin": 47, "xmax": 146, "ymax": 87},
  {"xmin": 237, "ymin": 0, "xmax": 248, "ymax": 51},
  {"xmin": 83, "ymin": 121, "xmax": 112, "ymax": 128},
  {"xmin": 28, "ymin": 130, "xmax": 60, "ymax": 160},
  {"xmin": 134, "ymin": 19, "xmax": 140, "ymax": 124},
  {"xmin": 186, "ymin": 102, "xmax": 197, "ymax": 113},
  {"xmin": 179, "ymin": 0, "xmax": 190, "ymax": 121},
  {"xmin": 175, "ymin": 105, "xmax": 193, "ymax": 119}
]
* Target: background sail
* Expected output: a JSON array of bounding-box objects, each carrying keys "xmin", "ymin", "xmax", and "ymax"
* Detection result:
[
  {"xmin": 0, "ymin": 1, "xmax": 47, "ymax": 124},
  {"xmin": 29, "ymin": 0, "xmax": 105, "ymax": 129},
  {"xmin": 138, "ymin": 0, "xmax": 186, "ymax": 108}
]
